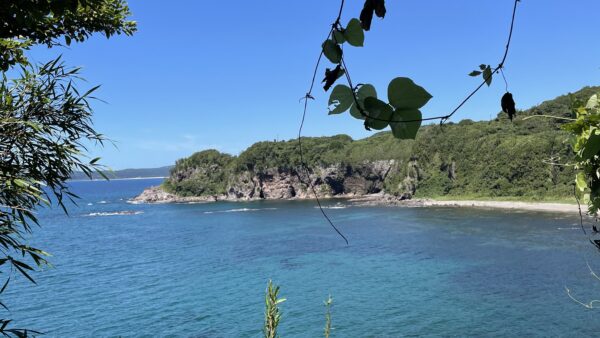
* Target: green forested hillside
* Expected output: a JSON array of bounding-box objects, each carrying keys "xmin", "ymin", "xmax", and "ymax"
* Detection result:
[{"xmin": 163, "ymin": 87, "xmax": 600, "ymax": 201}]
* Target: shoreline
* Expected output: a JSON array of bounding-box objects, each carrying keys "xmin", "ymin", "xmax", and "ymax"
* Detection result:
[
  {"xmin": 347, "ymin": 194, "xmax": 580, "ymax": 213},
  {"xmin": 69, "ymin": 176, "xmax": 167, "ymax": 182},
  {"xmin": 413, "ymin": 199, "xmax": 579, "ymax": 213},
  {"xmin": 131, "ymin": 187, "xmax": 581, "ymax": 214}
]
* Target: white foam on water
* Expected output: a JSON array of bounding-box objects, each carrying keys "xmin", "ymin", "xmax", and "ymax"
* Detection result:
[
  {"xmin": 316, "ymin": 203, "xmax": 348, "ymax": 209},
  {"xmin": 85, "ymin": 211, "xmax": 143, "ymax": 217},
  {"xmin": 204, "ymin": 208, "xmax": 277, "ymax": 214}
]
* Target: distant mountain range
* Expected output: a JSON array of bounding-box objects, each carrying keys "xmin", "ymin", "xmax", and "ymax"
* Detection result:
[{"xmin": 70, "ymin": 165, "xmax": 173, "ymax": 180}]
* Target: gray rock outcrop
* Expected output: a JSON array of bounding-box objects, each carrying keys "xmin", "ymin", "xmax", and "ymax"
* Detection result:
[{"xmin": 132, "ymin": 160, "xmax": 397, "ymax": 203}]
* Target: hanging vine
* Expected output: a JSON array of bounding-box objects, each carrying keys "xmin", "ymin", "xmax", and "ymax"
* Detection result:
[
  {"xmin": 298, "ymin": 0, "xmax": 521, "ymax": 242},
  {"xmin": 323, "ymin": 0, "xmax": 520, "ymax": 137}
]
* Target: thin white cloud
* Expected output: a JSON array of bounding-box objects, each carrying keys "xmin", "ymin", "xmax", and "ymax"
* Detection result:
[{"xmin": 133, "ymin": 134, "xmax": 221, "ymax": 153}]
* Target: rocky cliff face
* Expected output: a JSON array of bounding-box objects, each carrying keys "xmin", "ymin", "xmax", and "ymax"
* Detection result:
[
  {"xmin": 133, "ymin": 160, "xmax": 398, "ymax": 203},
  {"xmin": 228, "ymin": 160, "xmax": 395, "ymax": 199}
]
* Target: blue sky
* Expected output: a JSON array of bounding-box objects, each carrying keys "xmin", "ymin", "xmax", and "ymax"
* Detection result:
[{"xmin": 27, "ymin": 0, "xmax": 600, "ymax": 169}]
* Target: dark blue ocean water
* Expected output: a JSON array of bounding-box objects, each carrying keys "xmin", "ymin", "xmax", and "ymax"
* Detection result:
[{"xmin": 4, "ymin": 178, "xmax": 600, "ymax": 337}]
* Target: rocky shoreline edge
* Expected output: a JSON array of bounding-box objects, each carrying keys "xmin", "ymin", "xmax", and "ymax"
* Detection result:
[{"xmin": 130, "ymin": 186, "xmax": 580, "ymax": 213}]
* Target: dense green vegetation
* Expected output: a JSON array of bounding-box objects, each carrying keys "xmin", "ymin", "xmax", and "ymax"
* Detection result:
[
  {"xmin": 163, "ymin": 87, "xmax": 600, "ymax": 202},
  {"xmin": 563, "ymin": 90, "xmax": 600, "ymax": 214},
  {"xmin": 163, "ymin": 150, "xmax": 234, "ymax": 197}
]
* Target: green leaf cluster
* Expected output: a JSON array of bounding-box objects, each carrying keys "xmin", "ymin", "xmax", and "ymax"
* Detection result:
[
  {"xmin": 321, "ymin": 18, "xmax": 367, "ymax": 91},
  {"xmin": 328, "ymin": 78, "xmax": 432, "ymax": 139},
  {"xmin": 324, "ymin": 18, "xmax": 365, "ymax": 64},
  {"xmin": 321, "ymin": 15, "xmax": 433, "ymax": 137},
  {"xmin": 0, "ymin": 59, "xmax": 113, "ymax": 334},
  {"xmin": 469, "ymin": 64, "xmax": 493, "ymax": 87},
  {"xmin": 562, "ymin": 92, "xmax": 600, "ymax": 213},
  {"xmin": 0, "ymin": 0, "xmax": 136, "ymax": 70}
]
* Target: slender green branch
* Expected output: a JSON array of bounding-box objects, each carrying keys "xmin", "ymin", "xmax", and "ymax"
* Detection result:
[
  {"xmin": 324, "ymin": 295, "xmax": 333, "ymax": 338},
  {"xmin": 522, "ymin": 115, "xmax": 576, "ymax": 121}
]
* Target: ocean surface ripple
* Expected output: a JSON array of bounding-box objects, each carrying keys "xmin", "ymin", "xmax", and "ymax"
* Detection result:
[{"xmin": 4, "ymin": 179, "xmax": 600, "ymax": 337}]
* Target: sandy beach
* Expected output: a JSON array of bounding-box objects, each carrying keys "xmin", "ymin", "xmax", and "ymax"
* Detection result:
[
  {"xmin": 347, "ymin": 193, "xmax": 581, "ymax": 213},
  {"xmin": 418, "ymin": 199, "xmax": 580, "ymax": 213}
]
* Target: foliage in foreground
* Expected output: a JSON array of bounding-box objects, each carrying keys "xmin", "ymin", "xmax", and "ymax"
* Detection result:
[
  {"xmin": 263, "ymin": 281, "xmax": 334, "ymax": 338},
  {"xmin": 0, "ymin": 0, "xmax": 136, "ymax": 71},
  {"xmin": 163, "ymin": 87, "xmax": 600, "ymax": 201},
  {"xmin": 322, "ymin": 6, "xmax": 433, "ymax": 139},
  {"xmin": 264, "ymin": 280, "xmax": 285, "ymax": 338},
  {"xmin": 564, "ymin": 91, "xmax": 600, "ymax": 214},
  {"xmin": 0, "ymin": 59, "xmax": 108, "ymax": 336},
  {"xmin": 0, "ymin": 0, "xmax": 136, "ymax": 335}
]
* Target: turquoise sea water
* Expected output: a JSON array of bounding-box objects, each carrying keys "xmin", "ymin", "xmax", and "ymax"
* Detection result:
[{"xmin": 5, "ymin": 178, "xmax": 600, "ymax": 337}]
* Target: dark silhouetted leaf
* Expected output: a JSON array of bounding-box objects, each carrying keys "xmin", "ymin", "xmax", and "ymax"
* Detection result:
[
  {"xmin": 373, "ymin": 0, "xmax": 387, "ymax": 18},
  {"xmin": 360, "ymin": 0, "xmax": 374, "ymax": 31},
  {"xmin": 483, "ymin": 65, "xmax": 493, "ymax": 86},
  {"xmin": 582, "ymin": 132, "xmax": 600, "ymax": 160},
  {"xmin": 350, "ymin": 84, "xmax": 377, "ymax": 120},
  {"xmin": 360, "ymin": 0, "xmax": 387, "ymax": 31},
  {"xmin": 388, "ymin": 77, "xmax": 432, "ymax": 110},
  {"xmin": 364, "ymin": 97, "xmax": 393, "ymax": 130},
  {"xmin": 390, "ymin": 109, "xmax": 422, "ymax": 139},
  {"xmin": 333, "ymin": 29, "xmax": 346, "ymax": 44},
  {"xmin": 322, "ymin": 65, "xmax": 345, "ymax": 92},
  {"xmin": 344, "ymin": 18, "xmax": 364, "ymax": 47},
  {"xmin": 501, "ymin": 92, "xmax": 516, "ymax": 121},
  {"xmin": 322, "ymin": 39, "xmax": 342, "ymax": 64}
]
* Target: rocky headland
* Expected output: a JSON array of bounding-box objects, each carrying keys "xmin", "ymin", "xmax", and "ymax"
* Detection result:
[
  {"xmin": 130, "ymin": 87, "xmax": 600, "ymax": 213},
  {"xmin": 131, "ymin": 159, "xmax": 403, "ymax": 203}
]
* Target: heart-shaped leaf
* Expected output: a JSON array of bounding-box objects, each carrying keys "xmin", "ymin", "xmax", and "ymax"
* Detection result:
[
  {"xmin": 582, "ymin": 131, "xmax": 600, "ymax": 160},
  {"xmin": 333, "ymin": 29, "xmax": 346, "ymax": 44},
  {"xmin": 390, "ymin": 109, "xmax": 422, "ymax": 139},
  {"xmin": 364, "ymin": 97, "xmax": 393, "ymax": 130},
  {"xmin": 350, "ymin": 84, "xmax": 377, "ymax": 120},
  {"xmin": 344, "ymin": 18, "xmax": 364, "ymax": 47},
  {"xmin": 586, "ymin": 94, "xmax": 599, "ymax": 109},
  {"xmin": 322, "ymin": 39, "xmax": 342, "ymax": 64},
  {"xmin": 328, "ymin": 85, "xmax": 354, "ymax": 114},
  {"xmin": 388, "ymin": 77, "xmax": 432, "ymax": 110},
  {"xmin": 483, "ymin": 65, "xmax": 492, "ymax": 86}
]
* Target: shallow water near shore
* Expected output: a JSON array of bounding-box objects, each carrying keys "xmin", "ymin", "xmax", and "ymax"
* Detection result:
[{"xmin": 5, "ymin": 178, "xmax": 600, "ymax": 337}]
